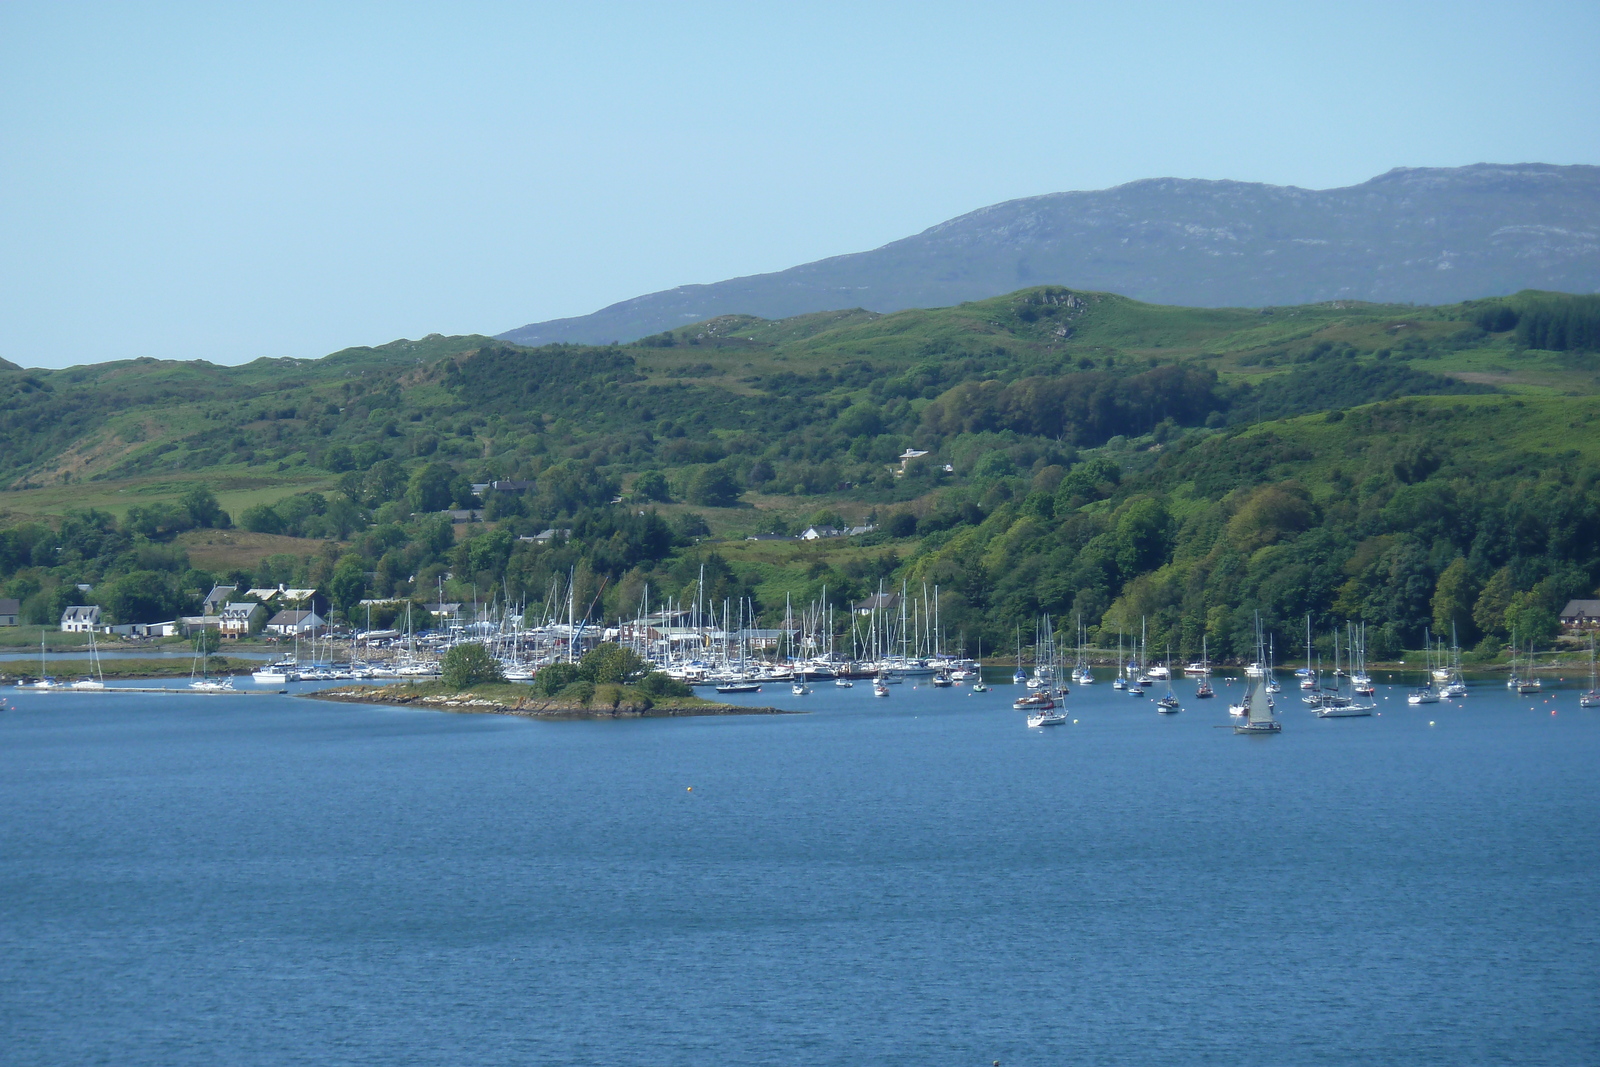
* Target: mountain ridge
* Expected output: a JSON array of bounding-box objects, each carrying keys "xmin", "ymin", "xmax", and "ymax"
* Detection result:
[{"xmin": 498, "ymin": 163, "xmax": 1600, "ymax": 346}]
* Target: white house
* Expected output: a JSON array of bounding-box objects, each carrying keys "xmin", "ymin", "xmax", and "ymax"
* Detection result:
[
  {"xmin": 218, "ymin": 601, "xmax": 267, "ymax": 638},
  {"xmin": 266, "ymin": 609, "xmax": 324, "ymax": 636},
  {"xmin": 60, "ymin": 605, "xmax": 101, "ymax": 633},
  {"xmin": 800, "ymin": 525, "xmax": 841, "ymax": 540}
]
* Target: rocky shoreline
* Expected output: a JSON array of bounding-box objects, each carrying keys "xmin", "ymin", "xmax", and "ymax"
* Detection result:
[{"xmin": 306, "ymin": 683, "xmax": 792, "ymax": 720}]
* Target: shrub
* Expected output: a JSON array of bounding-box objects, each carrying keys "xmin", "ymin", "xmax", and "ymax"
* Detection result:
[
  {"xmin": 535, "ymin": 662, "xmax": 580, "ymax": 695},
  {"xmin": 440, "ymin": 642, "xmax": 505, "ymax": 689},
  {"xmin": 638, "ymin": 671, "xmax": 691, "ymax": 698},
  {"xmin": 558, "ymin": 680, "xmax": 596, "ymax": 706},
  {"xmin": 578, "ymin": 642, "xmax": 649, "ymax": 684}
]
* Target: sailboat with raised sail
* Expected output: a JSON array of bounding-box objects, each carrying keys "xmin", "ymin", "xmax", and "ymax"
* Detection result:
[{"xmin": 1234, "ymin": 619, "xmax": 1280, "ymax": 734}]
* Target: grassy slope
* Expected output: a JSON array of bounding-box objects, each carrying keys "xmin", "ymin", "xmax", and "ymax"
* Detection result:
[{"xmin": 1, "ymin": 288, "xmax": 1594, "ymax": 527}]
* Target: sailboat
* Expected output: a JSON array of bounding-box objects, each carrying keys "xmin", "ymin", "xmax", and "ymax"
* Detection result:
[
  {"xmin": 189, "ymin": 639, "xmax": 234, "ymax": 691},
  {"xmin": 1406, "ymin": 626, "xmax": 1441, "ymax": 704},
  {"xmin": 970, "ymin": 637, "xmax": 989, "ymax": 692},
  {"xmin": 1317, "ymin": 626, "xmax": 1374, "ymax": 717},
  {"xmin": 1579, "ymin": 635, "xmax": 1599, "ymax": 708},
  {"xmin": 1233, "ymin": 622, "xmax": 1280, "ymax": 733},
  {"xmin": 1157, "ymin": 647, "xmax": 1181, "ymax": 713},
  {"xmin": 1012, "ymin": 627, "xmax": 1026, "ymax": 686},
  {"xmin": 28, "ymin": 631, "xmax": 59, "ymax": 689},
  {"xmin": 1351, "ymin": 622, "xmax": 1375, "ymax": 695},
  {"xmin": 1234, "ymin": 676, "xmax": 1281, "ymax": 733},
  {"xmin": 1071, "ymin": 615, "xmax": 1095, "ymax": 684},
  {"xmin": 70, "ymin": 629, "xmax": 106, "ymax": 689},
  {"xmin": 1194, "ymin": 636, "xmax": 1215, "ymax": 698},
  {"xmin": 1516, "ymin": 639, "xmax": 1542, "ymax": 694},
  {"xmin": 1441, "ymin": 622, "xmax": 1468, "ymax": 698},
  {"xmin": 1112, "ymin": 628, "xmax": 1128, "ymax": 690},
  {"xmin": 1505, "ymin": 627, "xmax": 1523, "ymax": 689},
  {"xmin": 1027, "ymin": 705, "xmax": 1068, "ymax": 727}
]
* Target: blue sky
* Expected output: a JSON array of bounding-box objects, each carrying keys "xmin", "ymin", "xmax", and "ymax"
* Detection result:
[{"xmin": 2, "ymin": 1, "xmax": 1597, "ymax": 369}]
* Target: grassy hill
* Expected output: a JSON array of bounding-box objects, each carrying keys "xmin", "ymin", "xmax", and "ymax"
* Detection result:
[{"xmin": 2, "ymin": 287, "xmax": 1597, "ymax": 664}]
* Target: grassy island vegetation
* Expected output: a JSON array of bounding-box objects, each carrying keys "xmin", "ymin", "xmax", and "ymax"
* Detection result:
[{"xmin": 3, "ymin": 287, "xmax": 1599, "ymax": 667}]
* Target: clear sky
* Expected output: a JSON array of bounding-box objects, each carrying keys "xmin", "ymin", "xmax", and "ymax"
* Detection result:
[{"xmin": 3, "ymin": 1, "xmax": 1597, "ymax": 370}]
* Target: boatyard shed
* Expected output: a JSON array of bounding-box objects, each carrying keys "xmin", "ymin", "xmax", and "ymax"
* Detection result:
[
  {"xmin": 1560, "ymin": 599, "xmax": 1600, "ymax": 632},
  {"xmin": 0, "ymin": 597, "xmax": 19, "ymax": 626},
  {"xmin": 60, "ymin": 605, "xmax": 101, "ymax": 632}
]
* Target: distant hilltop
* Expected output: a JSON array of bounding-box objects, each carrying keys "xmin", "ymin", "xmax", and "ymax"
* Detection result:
[{"xmin": 499, "ymin": 163, "xmax": 1600, "ymax": 346}]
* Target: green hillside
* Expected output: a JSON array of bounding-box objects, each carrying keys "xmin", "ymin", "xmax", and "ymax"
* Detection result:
[{"xmin": 2, "ymin": 287, "xmax": 1598, "ymax": 663}]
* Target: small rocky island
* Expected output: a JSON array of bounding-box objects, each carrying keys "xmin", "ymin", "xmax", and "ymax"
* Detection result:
[
  {"xmin": 309, "ymin": 643, "xmax": 788, "ymax": 720},
  {"xmin": 311, "ymin": 681, "xmax": 787, "ymax": 720}
]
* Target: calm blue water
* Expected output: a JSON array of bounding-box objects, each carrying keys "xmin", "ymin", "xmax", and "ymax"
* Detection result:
[{"xmin": 2, "ymin": 673, "xmax": 1597, "ymax": 1066}]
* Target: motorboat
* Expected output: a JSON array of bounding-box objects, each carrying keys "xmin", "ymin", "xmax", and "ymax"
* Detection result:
[
  {"xmin": 1013, "ymin": 691, "xmax": 1055, "ymax": 711},
  {"xmin": 834, "ymin": 678, "xmax": 854, "ymax": 688},
  {"xmin": 715, "ymin": 682, "xmax": 762, "ymax": 694}
]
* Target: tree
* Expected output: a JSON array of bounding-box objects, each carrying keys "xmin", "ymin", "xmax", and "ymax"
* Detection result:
[
  {"xmin": 440, "ymin": 642, "xmax": 505, "ymax": 689},
  {"xmin": 180, "ymin": 484, "xmax": 229, "ymax": 529},
  {"xmin": 1114, "ymin": 498, "xmax": 1173, "ymax": 576},
  {"xmin": 687, "ymin": 465, "xmax": 741, "ymax": 507},
  {"xmin": 329, "ymin": 553, "xmax": 367, "ymax": 616},
  {"xmin": 1431, "ymin": 557, "xmax": 1481, "ymax": 642},
  {"xmin": 1504, "ymin": 593, "xmax": 1559, "ymax": 646},
  {"xmin": 238, "ymin": 504, "xmax": 285, "ymax": 535},
  {"xmin": 632, "ymin": 470, "xmax": 671, "ymax": 503},
  {"xmin": 193, "ymin": 628, "xmax": 221, "ymax": 655},
  {"xmin": 407, "ymin": 463, "xmax": 456, "ymax": 514},
  {"xmin": 1473, "ymin": 566, "xmax": 1516, "ymax": 638},
  {"xmin": 104, "ymin": 570, "xmax": 178, "ymax": 624},
  {"xmin": 578, "ymin": 642, "xmax": 649, "ymax": 684}
]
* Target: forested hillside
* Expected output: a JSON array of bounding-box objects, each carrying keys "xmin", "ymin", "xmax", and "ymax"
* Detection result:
[{"xmin": 2, "ymin": 287, "xmax": 1598, "ymax": 663}]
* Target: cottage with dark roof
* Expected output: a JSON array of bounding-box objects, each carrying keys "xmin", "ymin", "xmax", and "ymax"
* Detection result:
[
  {"xmin": 1560, "ymin": 599, "xmax": 1600, "ymax": 632},
  {"xmin": 0, "ymin": 597, "xmax": 20, "ymax": 627}
]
